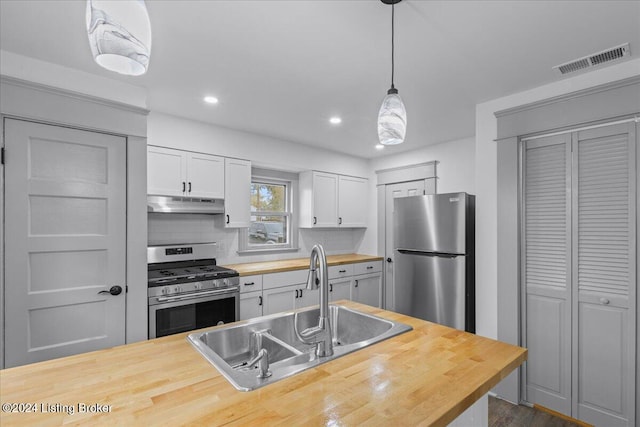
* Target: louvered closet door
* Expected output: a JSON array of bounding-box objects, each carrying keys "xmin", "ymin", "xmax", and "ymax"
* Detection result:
[
  {"xmin": 572, "ymin": 122, "xmax": 636, "ymax": 427},
  {"xmin": 523, "ymin": 134, "xmax": 572, "ymax": 415}
]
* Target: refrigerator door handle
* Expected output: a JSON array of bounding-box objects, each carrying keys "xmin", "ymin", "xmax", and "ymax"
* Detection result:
[{"xmin": 396, "ymin": 248, "xmax": 464, "ymax": 258}]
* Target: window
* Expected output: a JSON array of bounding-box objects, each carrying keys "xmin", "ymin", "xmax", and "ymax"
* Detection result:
[{"xmin": 239, "ymin": 172, "xmax": 298, "ymax": 252}]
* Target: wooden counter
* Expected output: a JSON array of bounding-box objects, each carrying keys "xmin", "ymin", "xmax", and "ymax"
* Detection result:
[
  {"xmin": 223, "ymin": 253, "xmax": 383, "ymax": 276},
  {"xmin": 0, "ymin": 301, "xmax": 526, "ymax": 426}
]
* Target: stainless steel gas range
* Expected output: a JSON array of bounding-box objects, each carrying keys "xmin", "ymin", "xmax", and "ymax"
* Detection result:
[{"xmin": 147, "ymin": 243, "xmax": 239, "ymax": 339}]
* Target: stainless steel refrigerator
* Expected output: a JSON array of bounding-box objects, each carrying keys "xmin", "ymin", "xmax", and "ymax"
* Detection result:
[{"xmin": 393, "ymin": 192, "xmax": 475, "ymax": 332}]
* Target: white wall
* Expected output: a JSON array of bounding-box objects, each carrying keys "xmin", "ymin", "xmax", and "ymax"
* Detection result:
[
  {"xmin": 475, "ymin": 57, "xmax": 640, "ymax": 340},
  {"xmin": 147, "ymin": 112, "xmax": 376, "ymax": 262},
  {"xmin": 369, "ymin": 136, "xmax": 476, "ymax": 194}
]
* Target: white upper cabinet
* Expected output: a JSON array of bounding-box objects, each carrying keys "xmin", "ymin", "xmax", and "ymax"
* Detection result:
[
  {"xmin": 299, "ymin": 171, "xmax": 367, "ymax": 228},
  {"xmin": 338, "ymin": 175, "xmax": 368, "ymax": 227},
  {"xmin": 187, "ymin": 152, "xmax": 224, "ymax": 199},
  {"xmin": 147, "ymin": 146, "xmax": 187, "ymax": 197},
  {"xmin": 147, "ymin": 146, "xmax": 224, "ymax": 199},
  {"xmin": 224, "ymin": 157, "xmax": 251, "ymax": 228}
]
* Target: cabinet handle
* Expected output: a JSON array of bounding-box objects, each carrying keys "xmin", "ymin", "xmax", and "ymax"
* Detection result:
[
  {"xmin": 329, "ymin": 284, "xmax": 333, "ymax": 292},
  {"xmin": 339, "ymin": 217, "xmax": 342, "ymax": 225},
  {"xmin": 599, "ymin": 298, "xmax": 610, "ymax": 305},
  {"xmin": 339, "ymin": 269, "xmax": 346, "ymax": 273},
  {"xmin": 226, "ymin": 215, "xmax": 230, "ymax": 224},
  {"xmin": 295, "ymin": 289, "xmax": 299, "ymax": 298},
  {"xmin": 366, "ymin": 266, "xmax": 374, "ymax": 270},
  {"xmin": 182, "ymin": 181, "xmax": 186, "ymax": 192},
  {"xmin": 244, "ymin": 282, "xmax": 255, "ymax": 286},
  {"xmin": 258, "ymin": 296, "xmax": 263, "ymax": 306},
  {"xmin": 299, "ymin": 289, "xmax": 303, "ymax": 298},
  {"xmin": 188, "ymin": 182, "xmax": 192, "ymax": 193},
  {"xmin": 313, "ymin": 216, "xmax": 317, "ymax": 225},
  {"xmin": 354, "ymin": 280, "xmax": 358, "ymax": 288}
]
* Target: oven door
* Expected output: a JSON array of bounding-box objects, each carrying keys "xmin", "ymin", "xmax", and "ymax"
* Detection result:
[{"xmin": 148, "ymin": 288, "xmax": 239, "ymax": 339}]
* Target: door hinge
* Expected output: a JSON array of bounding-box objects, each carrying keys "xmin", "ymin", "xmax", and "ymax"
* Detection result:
[{"xmin": 1, "ymin": 147, "xmax": 4, "ymax": 165}]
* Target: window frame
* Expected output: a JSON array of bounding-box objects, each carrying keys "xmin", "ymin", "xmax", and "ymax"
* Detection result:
[{"xmin": 238, "ymin": 172, "xmax": 299, "ymax": 254}]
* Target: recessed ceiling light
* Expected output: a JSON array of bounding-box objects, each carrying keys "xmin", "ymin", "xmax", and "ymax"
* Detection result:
[
  {"xmin": 204, "ymin": 96, "xmax": 219, "ymax": 104},
  {"xmin": 375, "ymin": 144, "xmax": 385, "ymax": 150},
  {"xmin": 329, "ymin": 117, "xmax": 342, "ymax": 125}
]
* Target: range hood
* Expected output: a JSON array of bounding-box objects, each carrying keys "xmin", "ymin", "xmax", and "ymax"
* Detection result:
[{"xmin": 147, "ymin": 195, "xmax": 225, "ymax": 214}]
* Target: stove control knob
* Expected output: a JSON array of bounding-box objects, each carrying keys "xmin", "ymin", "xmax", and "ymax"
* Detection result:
[
  {"xmin": 174, "ymin": 285, "xmax": 182, "ymax": 293},
  {"xmin": 161, "ymin": 287, "xmax": 169, "ymax": 295},
  {"xmin": 222, "ymin": 279, "xmax": 229, "ymax": 287},
  {"xmin": 195, "ymin": 282, "xmax": 202, "ymax": 290},
  {"xmin": 213, "ymin": 280, "xmax": 220, "ymax": 288}
]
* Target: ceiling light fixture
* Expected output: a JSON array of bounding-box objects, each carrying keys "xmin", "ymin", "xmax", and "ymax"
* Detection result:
[
  {"xmin": 204, "ymin": 96, "xmax": 219, "ymax": 104},
  {"xmin": 377, "ymin": 0, "xmax": 406, "ymax": 146},
  {"xmin": 329, "ymin": 117, "xmax": 342, "ymax": 125},
  {"xmin": 86, "ymin": 0, "xmax": 152, "ymax": 76}
]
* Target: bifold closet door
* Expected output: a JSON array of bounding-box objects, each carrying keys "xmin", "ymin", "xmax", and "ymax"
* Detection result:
[
  {"xmin": 572, "ymin": 122, "xmax": 636, "ymax": 427},
  {"xmin": 522, "ymin": 134, "xmax": 572, "ymax": 415}
]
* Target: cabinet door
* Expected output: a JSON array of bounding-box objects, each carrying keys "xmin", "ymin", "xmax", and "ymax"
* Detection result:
[
  {"xmin": 240, "ymin": 291, "xmax": 263, "ymax": 321},
  {"xmin": 338, "ymin": 175, "xmax": 367, "ymax": 227},
  {"xmin": 186, "ymin": 152, "xmax": 224, "ymax": 199},
  {"xmin": 329, "ymin": 279, "xmax": 351, "ymax": 303},
  {"xmin": 296, "ymin": 286, "xmax": 319, "ymax": 309},
  {"xmin": 312, "ymin": 172, "xmax": 338, "ymax": 227},
  {"xmin": 352, "ymin": 274, "xmax": 381, "ymax": 308},
  {"xmin": 224, "ymin": 158, "xmax": 251, "ymax": 228},
  {"xmin": 262, "ymin": 285, "xmax": 297, "ymax": 316},
  {"xmin": 147, "ymin": 146, "xmax": 187, "ymax": 197}
]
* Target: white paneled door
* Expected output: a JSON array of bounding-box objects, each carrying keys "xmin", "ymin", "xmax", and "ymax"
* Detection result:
[{"xmin": 4, "ymin": 119, "xmax": 126, "ymax": 368}]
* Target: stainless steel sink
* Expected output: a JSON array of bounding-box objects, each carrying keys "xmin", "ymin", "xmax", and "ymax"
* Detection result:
[{"xmin": 187, "ymin": 304, "xmax": 413, "ymax": 391}]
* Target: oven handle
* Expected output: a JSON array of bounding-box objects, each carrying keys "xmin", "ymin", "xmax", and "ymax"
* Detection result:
[{"xmin": 155, "ymin": 287, "xmax": 239, "ymax": 303}]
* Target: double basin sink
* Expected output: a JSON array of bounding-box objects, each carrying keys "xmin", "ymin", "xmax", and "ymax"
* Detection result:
[{"xmin": 187, "ymin": 304, "xmax": 412, "ymax": 391}]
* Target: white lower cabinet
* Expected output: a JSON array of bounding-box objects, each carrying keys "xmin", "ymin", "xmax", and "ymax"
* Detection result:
[
  {"xmin": 352, "ymin": 274, "xmax": 382, "ymax": 308},
  {"xmin": 238, "ymin": 260, "xmax": 384, "ymax": 320},
  {"xmin": 240, "ymin": 291, "xmax": 263, "ymax": 321},
  {"xmin": 328, "ymin": 279, "xmax": 351, "ymax": 303}
]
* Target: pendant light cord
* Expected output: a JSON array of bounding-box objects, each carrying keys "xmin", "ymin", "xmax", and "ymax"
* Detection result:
[{"xmin": 391, "ymin": 2, "xmax": 395, "ymax": 89}]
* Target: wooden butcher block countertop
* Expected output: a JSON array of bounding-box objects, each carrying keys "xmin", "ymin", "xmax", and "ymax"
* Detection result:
[
  {"xmin": 0, "ymin": 301, "xmax": 526, "ymax": 427},
  {"xmin": 223, "ymin": 253, "xmax": 384, "ymax": 276}
]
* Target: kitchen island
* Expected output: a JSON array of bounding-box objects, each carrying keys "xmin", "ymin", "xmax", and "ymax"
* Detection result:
[{"xmin": 0, "ymin": 301, "xmax": 526, "ymax": 426}]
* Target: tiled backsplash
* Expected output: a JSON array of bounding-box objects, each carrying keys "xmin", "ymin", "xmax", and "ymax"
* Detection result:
[{"xmin": 148, "ymin": 213, "xmax": 365, "ymax": 265}]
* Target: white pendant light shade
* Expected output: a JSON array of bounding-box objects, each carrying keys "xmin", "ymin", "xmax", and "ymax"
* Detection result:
[
  {"xmin": 378, "ymin": 92, "xmax": 407, "ymax": 145},
  {"xmin": 86, "ymin": 0, "xmax": 152, "ymax": 76}
]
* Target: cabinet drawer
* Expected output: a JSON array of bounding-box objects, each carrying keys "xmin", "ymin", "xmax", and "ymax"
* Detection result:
[
  {"xmin": 328, "ymin": 264, "xmax": 353, "ymax": 279},
  {"xmin": 353, "ymin": 261, "xmax": 382, "ymax": 276},
  {"xmin": 263, "ymin": 269, "xmax": 309, "ymax": 290},
  {"xmin": 239, "ymin": 274, "xmax": 263, "ymax": 294}
]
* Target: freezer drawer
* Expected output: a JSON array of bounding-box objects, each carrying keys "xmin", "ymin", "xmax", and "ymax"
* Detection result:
[{"xmin": 394, "ymin": 251, "xmax": 474, "ymax": 332}]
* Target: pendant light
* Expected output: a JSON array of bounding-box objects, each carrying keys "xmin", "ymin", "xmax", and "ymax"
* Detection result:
[
  {"xmin": 378, "ymin": 0, "xmax": 407, "ymax": 146},
  {"xmin": 86, "ymin": 0, "xmax": 152, "ymax": 76}
]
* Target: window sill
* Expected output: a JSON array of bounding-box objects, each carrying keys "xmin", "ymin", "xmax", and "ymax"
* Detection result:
[{"xmin": 236, "ymin": 247, "xmax": 300, "ymax": 255}]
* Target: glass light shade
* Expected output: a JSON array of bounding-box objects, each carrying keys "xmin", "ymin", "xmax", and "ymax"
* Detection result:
[
  {"xmin": 86, "ymin": 0, "xmax": 152, "ymax": 76},
  {"xmin": 377, "ymin": 92, "xmax": 407, "ymax": 145}
]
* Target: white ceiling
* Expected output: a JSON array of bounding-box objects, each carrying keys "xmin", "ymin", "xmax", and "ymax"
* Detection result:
[{"xmin": 1, "ymin": 1, "xmax": 639, "ymax": 159}]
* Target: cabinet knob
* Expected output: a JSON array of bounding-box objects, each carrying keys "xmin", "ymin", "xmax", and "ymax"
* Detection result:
[
  {"xmin": 599, "ymin": 298, "xmax": 610, "ymax": 305},
  {"xmin": 386, "ymin": 258, "xmax": 392, "ymax": 263}
]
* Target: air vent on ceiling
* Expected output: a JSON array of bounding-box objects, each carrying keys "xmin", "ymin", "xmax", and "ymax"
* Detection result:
[{"xmin": 553, "ymin": 43, "xmax": 630, "ymax": 75}]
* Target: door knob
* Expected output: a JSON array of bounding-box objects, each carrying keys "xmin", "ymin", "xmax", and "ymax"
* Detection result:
[{"xmin": 98, "ymin": 285, "xmax": 123, "ymax": 296}]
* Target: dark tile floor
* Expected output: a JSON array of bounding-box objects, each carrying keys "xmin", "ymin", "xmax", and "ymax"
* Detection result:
[{"xmin": 489, "ymin": 396, "xmax": 580, "ymax": 427}]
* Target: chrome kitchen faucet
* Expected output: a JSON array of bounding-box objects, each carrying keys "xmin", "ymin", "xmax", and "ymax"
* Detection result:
[{"xmin": 293, "ymin": 244, "xmax": 334, "ymax": 357}]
